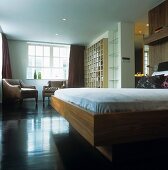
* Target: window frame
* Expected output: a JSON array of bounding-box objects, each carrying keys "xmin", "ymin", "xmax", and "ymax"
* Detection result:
[{"xmin": 27, "ymin": 42, "xmax": 70, "ymax": 80}]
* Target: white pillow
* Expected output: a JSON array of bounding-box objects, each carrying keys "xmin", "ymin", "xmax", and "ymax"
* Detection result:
[{"xmin": 152, "ymin": 71, "xmax": 168, "ymax": 76}]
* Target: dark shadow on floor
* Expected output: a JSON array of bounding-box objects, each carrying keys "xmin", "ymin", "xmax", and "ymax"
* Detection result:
[
  {"xmin": 54, "ymin": 126, "xmax": 168, "ymax": 170},
  {"xmin": 53, "ymin": 128, "xmax": 113, "ymax": 170}
]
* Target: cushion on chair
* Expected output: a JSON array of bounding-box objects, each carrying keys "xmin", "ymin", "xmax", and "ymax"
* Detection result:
[
  {"xmin": 44, "ymin": 87, "xmax": 58, "ymax": 93},
  {"xmin": 48, "ymin": 81, "xmax": 64, "ymax": 88},
  {"xmin": 21, "ymin": 88, "xmax": 38, "ymax": 98}
]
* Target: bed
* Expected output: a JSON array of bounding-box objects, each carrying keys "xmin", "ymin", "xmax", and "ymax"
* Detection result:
[{"xmin": 51, "ymin": 87, "xmax": 168, "ymax": 161}]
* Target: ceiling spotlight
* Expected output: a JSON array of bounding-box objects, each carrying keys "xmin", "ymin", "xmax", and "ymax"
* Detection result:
[
  {"xmin": 55, "ymin": 33, "xmax": 59, "ymax": 36},
  {"xmin": 62, "ymin": 18, "xmax": 67, "ymax": 21},
  {"xmin": 146, "ymin": 24, "xmax": 149, "ymax": 27}
]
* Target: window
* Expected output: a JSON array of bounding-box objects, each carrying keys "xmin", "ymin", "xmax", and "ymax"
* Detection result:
[
  {"xmin": 27, "ymin": 43, "xmax": 70, "ymax": 79},
  {"xmin": 144, "ymin": 45, "xmax": 149, "ymax": 75},
  {"xmin": 0, "ymin": 33, "xmax": 2, "ymax": 79}
]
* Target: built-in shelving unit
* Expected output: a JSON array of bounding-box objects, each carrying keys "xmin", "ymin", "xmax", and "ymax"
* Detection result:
[{"xmin": 84, "ymin": 38, "xmax": 108, "ymax": 88}]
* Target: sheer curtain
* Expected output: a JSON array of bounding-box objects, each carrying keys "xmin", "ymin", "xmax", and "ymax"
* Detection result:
[
  {"xmin": 68, "ymin": 45, "xmax": 85, "ymax": 88},
  {"xmin": 2, "ymin": 33, "xmax": 12, "ymax": 79}
]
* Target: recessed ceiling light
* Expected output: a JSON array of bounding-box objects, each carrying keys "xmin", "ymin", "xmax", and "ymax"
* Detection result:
[
  {"xmin": 55, "ymin": 33, "xmax": 59, "ymax": 36},
  {"xmin": 146, "ymin": 24, "xmax": 149, "ymax": 27},
  {"xmin": 62, "ymin": 18, "xmax": 67, "ymax": 21}
]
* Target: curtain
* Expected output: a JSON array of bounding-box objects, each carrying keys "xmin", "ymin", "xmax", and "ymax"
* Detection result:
[
  {"xmin": 2, "ymin": 33, "xmax": 12, "ymax": 79},
  {"xmin": 68, "ymin": 45, "xmax": 85, "ymax": 88}
]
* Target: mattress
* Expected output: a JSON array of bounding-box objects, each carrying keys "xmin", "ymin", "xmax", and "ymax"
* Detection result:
[{"xmin": 54, "ymin": 88, "xmax": 168, "ymax": 115}]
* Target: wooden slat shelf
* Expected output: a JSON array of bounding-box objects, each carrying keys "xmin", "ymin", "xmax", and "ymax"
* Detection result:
[{"xmin": 144, "ymin": 27, "xmax": 168, "ymax": 45}]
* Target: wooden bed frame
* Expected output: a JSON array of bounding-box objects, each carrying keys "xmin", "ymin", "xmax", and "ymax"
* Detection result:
[{"xmin": 51, "ymin": 95, "xmax": 168, "ymax": 161}]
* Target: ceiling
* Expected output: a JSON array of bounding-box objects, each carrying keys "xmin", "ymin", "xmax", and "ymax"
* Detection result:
[{"xmin": 0, "ymin": 0, "xmax": 164, "ymax": 45}]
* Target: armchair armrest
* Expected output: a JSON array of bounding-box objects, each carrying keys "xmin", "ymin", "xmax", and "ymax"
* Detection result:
[
  {"xmin": 43, "ymin": 85, "xmax": 49, "ymax": 91},
  {"xmin": 2, "ymin": 79, "xmax": 21, "ymax": 99}
]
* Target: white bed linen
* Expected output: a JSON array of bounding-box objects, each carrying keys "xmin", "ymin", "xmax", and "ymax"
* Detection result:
[
  {"xmin": 54, "ymin": 88, "xmax": 168, "ymax": 115},
  {"xmin": 152, "ymin": 71, "xmax": 168, "ymax": 76}
]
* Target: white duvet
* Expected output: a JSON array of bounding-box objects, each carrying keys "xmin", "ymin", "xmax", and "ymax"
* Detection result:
[{"xmin": 54, "ymin": 88, "xmax": 168, "ymax": 114}]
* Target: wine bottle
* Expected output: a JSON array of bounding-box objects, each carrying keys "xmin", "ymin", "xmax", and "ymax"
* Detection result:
[{"xmin": 34, "ymin": 70, "xmax": 37, "ymax": 79}]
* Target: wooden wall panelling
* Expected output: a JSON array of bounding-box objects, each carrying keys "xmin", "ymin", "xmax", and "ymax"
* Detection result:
[
  {"xmin": 147, "ymin": 0, "xmax": 168, "ymax": 71},
  {"xmin": 166, "ymin": 0, "xmax": 168, "ymax": 27},
  {"xmin": 149, "ymin": 41, "xmax": 168, "ymax": 74}
]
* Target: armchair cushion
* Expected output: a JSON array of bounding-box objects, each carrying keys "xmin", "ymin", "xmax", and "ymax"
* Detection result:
[{"xmin": 44, "ymin": 87, "xmax": 58, "ymax": 93}]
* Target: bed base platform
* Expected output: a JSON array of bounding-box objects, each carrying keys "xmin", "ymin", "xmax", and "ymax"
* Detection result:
[{"xmin": 51, "ymin": 96, "xmax": 168, "ymax": 161}]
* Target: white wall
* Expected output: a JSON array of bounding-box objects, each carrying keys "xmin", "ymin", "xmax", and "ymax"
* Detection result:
[
  {"xmin": 88, "ymin": 31, "xmax": 108, "ymax": 48},
  {"xmin": 119, "ymin": 22, "xmax": 135, "ymax": 88},
  {"xmin": 8, "ymin": 40, "xmax": 50, "ymax": 100}
]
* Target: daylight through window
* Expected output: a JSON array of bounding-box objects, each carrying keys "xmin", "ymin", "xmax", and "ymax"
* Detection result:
[
  {"xmin": 0, "ymin": 33, "xmax": 2, "ymax": 79},
  {"xmin": 144, "ymin": 45, "xmax": 149, "ymax": 75},
  {"xmin": 27, "ymin": 43, "xmax": 70, "ymax": 80}
]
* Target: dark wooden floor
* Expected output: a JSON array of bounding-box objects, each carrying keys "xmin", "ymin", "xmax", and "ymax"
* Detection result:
[{"xmin": 0, "ymin": 101, "xmax": 168, "ymax": 170}]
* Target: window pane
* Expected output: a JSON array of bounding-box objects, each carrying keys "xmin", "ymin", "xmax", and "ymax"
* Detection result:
[
  {"xmin": 60, "ymin": 48, "xmax": 67, "ymax": 57},
  {"xmin": 43, "ymin": 68, "xmax": 51, "ymax": 79},
  {"xmin": 36, "ymin": 46, "xmax": 43, "ymax": 56},
  {"xmin": 44, "ymin": 57, "xmax": 50, "ymax": 67},
  {"xmin": 52, "ymin": 68, "xmax": 60, "ymax": 79},
  {"xmin": 0, "ymin": 34, "xmax": 2, "ymax": 79},
  {"xmin": 60, "ymin": 58, "xmax": 68, "ymax": 68},
  {"xmin": 53, "ymin": 58, "xmax": 60, "ymax": 67},
  {"xmin": 44, "ymin": 47, "xmax": 50, "ymax": 56},
  {"xmin": 27, "ymin": 67, "xmax": 35, "ymax": 79},
  {"xmin": 36, "ymin": 57, "xmax": 43, "ymax": 67},
  {"xmin": 28, "ymin": 45, "xmax": 35, "ymax": 55},
  {"xmin": 53, "ymin": 47, "xmax": 59, "ymax": 56},
  {"xmin": 28, "ymin": 56, "xmax": 35, "ymax": 66},
  {"xmin": 59, "ymin": 69, "xmax": 64, "ymax": 79}
]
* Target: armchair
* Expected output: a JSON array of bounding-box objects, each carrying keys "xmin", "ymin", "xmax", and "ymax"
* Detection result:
[
  {"xmin": 2, "ymin": 79, "xmax": 38, "ymax": 104},
  {"xmin": 42, "ymin": 80, "xmax": 66, "ymax": 102}
]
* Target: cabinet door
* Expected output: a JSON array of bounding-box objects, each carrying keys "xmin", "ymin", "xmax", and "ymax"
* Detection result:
[{"xmin": 148, "ymin": 1, "xmax": 167, "ymax": 35}]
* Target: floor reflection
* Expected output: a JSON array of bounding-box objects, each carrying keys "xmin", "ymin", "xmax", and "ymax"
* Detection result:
[
  {"xmin": 27, "ymin": 117, "xmax": 69, "ymax": 154},
  {"xmin": 0, "ymin": 101, "xmax": 66, "ymax": 170}
]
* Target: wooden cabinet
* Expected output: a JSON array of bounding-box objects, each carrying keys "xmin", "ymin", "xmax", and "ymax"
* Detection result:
[
  {"xmin": 145, "ymin": 0, "xmax": 168, "ymax": 73},
  {"xmin": 144, "ymin": 0, "xmax": 168, "ymax": 45},
  {"xmin": 148, "ymin": 1, "xmax": 168, "ymax": 35},
  {"xmin": 144, "ymin": 27, "xmax": 168, "ymax": 45},
  {"xmin": 84, "ymin": 38, "xmax": 108, "ymax": 88}
]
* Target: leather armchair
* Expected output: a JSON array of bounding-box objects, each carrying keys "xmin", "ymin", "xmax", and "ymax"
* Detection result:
[
  {"xmin": 2, "ymin": 79, "xmax": 38, "ymax": 104},
  {"xmin": 43, "ymin": 80, "xmax": 66, "ymax": 102}
]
